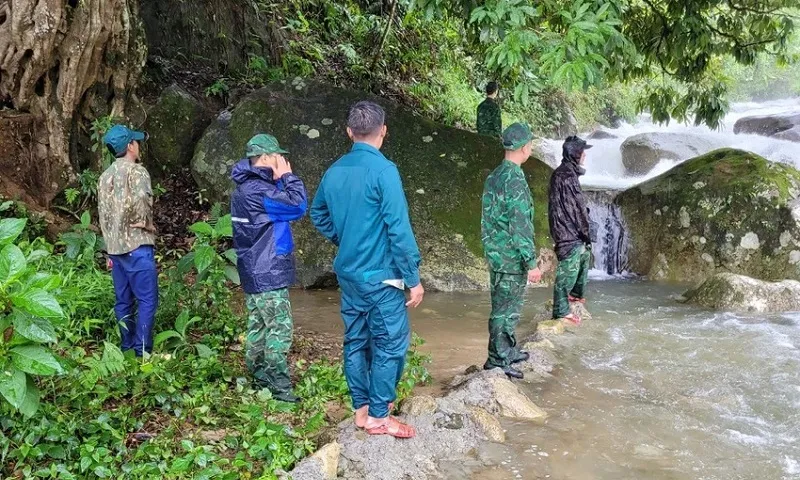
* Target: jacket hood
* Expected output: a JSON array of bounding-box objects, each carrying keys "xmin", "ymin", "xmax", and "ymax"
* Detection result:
[
  {"xmin": 231, "ymin": 159, "xmax": 275, "ymax": 185},
  {"xmin": 560, "ymin": 156, "xmax": 586, "ymax": 176}
]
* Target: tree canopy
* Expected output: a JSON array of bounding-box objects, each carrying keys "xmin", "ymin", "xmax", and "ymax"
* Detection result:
[{"xmin": 406, "ymin": 0, "xmax": 799, "ymax": 127}]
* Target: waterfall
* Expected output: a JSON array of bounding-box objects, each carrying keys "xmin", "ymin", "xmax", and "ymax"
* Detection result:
[{"xmin": 585, "ymin": 190, "xmax": 629, "ymax": 275}]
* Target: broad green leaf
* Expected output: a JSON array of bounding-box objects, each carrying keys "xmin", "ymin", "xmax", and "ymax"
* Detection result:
[
  {"xmin": 0, "ymin": 244, "xmax": 26, "ymax": 286},
  {"xmin": 19, "ymin": 376, "xmax": 40, "ymax": 418},
  {"xmin": 26, "ymin": 249, "xmax": 50, "ymax": 263},
  {"xmin": 214, "ymin": 215, "xmax": 232, "ymax": 238},
  {"xmin": 12, "ymin": 311, "xmax": 57, "ymax": 344},
  {"xmin": 195, "ymin": 343, "xmax": 214, "ymax": 358},
  {"xmin": 154, "ymin": 330, "xmax": 183, "ymax": 347},
  {"xmin": 189, "ymin": 222, "xmax": 214, "ymax": 237},
  {"xmin": 177, "ymin": 252, "xmax": 196, "ymax": 275},
  {"xmin": 0, "ymin": 218, "xmax": 26, "ymax": 245},
  {"xmin": 222, "ymin": 248, "xmax": 237, "ymax": 264},
  {"xmin": 224, "ymin": 265, "xmax": 241, "ymax": 285},
  {"xmin": 0, "ymin": 368, "xmax": 26, "ymax": 409},
  {"xmin": 10, "ymin": 345, "xmax": 64, "ymax": 376},
  {"xmin": 194, "ymin": 245, "xmax": 215, "ymax": 274},
  {"xmin": 11, "ymin": 288, "xmax": 64, "ymax": 319},
  {"xmin": 80, "ymin": 210, "xmax": 91, "ymax": 227},
  {"xmin": 26, "ymin": 272, "xmax": 61, "ymax": 290}
]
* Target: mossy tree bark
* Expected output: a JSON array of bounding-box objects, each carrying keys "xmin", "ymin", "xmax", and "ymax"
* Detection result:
[{"xmin": 0, "ymin": 0, "xmax": 146, "ymax": 205}]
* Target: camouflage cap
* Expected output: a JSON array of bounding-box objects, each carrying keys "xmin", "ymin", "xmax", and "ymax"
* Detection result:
[
  {"xmin": 246, "ymin": 134, "xmax": 288, "ymax": 157},
  {"xmin": 502, "ymin": 122, "xmax": 533, "ymax": 151}
]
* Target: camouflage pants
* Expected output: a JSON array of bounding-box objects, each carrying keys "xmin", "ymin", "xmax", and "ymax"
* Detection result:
[
  {"xmin": 485, "ymin": 271, "xmax": 528, "ymax": 369},
  {"xmin": 552, "ymin": 245, "xmax": 591, "ymax": 319},
  {"xmin": 245, "ymin": 289, "xmax": 293, "ymax": 394}
]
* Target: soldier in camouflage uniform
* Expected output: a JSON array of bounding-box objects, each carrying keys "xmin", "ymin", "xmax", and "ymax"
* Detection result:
[
  {"xmin": 481, "ymin": 122, "xmax": 542, "ymax": 380},
  {"xmin": 98, "ymin": 125, "xmax": 158, "ymax": 357},
  {"xmin": 549, "ymin": 135, "xmax": 594, "ymax": 323},
  {"xmin": 477, "ymin": 81, "xmax": 502, "ymax": 138},
  {"xmin": 231, "ymin": 134, "xmax": 308, "ymax": 403}
]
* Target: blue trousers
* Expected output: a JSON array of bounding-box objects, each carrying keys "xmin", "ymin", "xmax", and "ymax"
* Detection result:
[
  {"xmin": 339, "ymin": 279, "xmax": 410, "ymax": 419},
  {"xmin": 110, "ymin": 245, "xmax": 159, "ymax": 356}
]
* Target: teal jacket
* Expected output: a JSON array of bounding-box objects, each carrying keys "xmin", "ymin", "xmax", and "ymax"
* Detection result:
[{"xmin": 311, "ymin": 143, "xmax": 421, "ymax": 287}]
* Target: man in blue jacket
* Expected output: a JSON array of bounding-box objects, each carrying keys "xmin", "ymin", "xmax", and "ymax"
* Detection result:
[
  {"xmin": 311, "ymin": 101, "xmax": 423, "ymax": 438},
  {"xmin": 231, "ymin": 134, "xmax": 307, "ymax": 403}
]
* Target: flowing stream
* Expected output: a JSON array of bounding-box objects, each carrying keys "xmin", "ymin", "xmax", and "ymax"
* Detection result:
[
  {"xmin": 291, "ymin": 99, "xmax": 800, "ymax": 478},
  {"xmin": 539, "ymin": 98, "xmax": 800, "ymax": 190},
  {"xmin": 292, "ymin": 281, "xmax": 800, "ymax": 480}
]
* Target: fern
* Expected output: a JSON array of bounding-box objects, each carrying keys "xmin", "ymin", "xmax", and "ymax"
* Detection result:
[
  {"xmin": 208, "ymin": 202, "xmax": 223, "ymax": 226},
  {"xmin": 80, "ymin": 341, "xmax": 127, "ymax": 389}
]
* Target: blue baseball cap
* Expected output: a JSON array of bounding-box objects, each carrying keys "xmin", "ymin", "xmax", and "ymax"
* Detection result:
[{"xmin": 103, "ymin": 125, "xmax": 147, "ymax": 157}]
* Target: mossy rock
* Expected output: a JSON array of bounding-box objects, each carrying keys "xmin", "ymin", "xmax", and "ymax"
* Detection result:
[
  {"xmin": 145, "ymin": 84, "xmax": 211, "ymax": 174},
  {"xmin": 683, "ymin": 272, "xmax": 800, "ymax": 313},
  {"xmin": 617, "ymin": 148, "xmax": 800, "ymax": 282},
  {"xmin": 191, "ymin": 80, "xmax": 554, "ymax": 291}
]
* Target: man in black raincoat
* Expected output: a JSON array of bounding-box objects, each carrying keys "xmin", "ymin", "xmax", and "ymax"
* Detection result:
[{"xmin": 548, "ymin": 135, "xmax": 593, "ymax": 324}]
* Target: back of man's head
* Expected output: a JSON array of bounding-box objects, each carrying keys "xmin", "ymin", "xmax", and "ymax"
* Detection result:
[
  {"xmin": 486, "ymin": 81, "xmax": 499, "ymax": 96},
  {"xmin": 347, "ymin": 101, "xmax": 386, "ymax": 139}
]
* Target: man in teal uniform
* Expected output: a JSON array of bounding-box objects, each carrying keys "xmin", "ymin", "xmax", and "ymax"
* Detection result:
[
  {"xmin": 481, "ymin": 122, "xmax": 542, "ymax": 380},
  {"xmin": 311, "ymin": 101, "xmax": 423, "ymax": 439}
]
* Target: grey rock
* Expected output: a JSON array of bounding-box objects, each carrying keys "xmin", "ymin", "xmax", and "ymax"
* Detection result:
[
  {"xmin": 620, "ymin": 132, "xmax": 723, "ymax": 175},
  {"xmin": 683, "ymin": 272, "xmax": 800, "ymax": 313},
  {"xmin": 145, "ymin": 84, "xmax": 211, "ymax": 173},
  {"xmin": 733, "ymin": 112, "xmax": 800, "ymax": 142}
]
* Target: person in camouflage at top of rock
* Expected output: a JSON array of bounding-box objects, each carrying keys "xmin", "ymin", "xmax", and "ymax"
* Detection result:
[
  {"xmin": 98, "ymin": 125, "xmax": 158, "ymax": 357},
  {"xmin": 230, "ymin": 134, "xmax": 308, "ymax": 403},
  {"xmin": 477, "ymin": 81, "xmax": 502, "ymax": 138},
  {"xmin": 549, "ymin": 135, "xmax": 594, "ymax": 324},
  {"xmin": 481, "ymin": 122, "xmax": 542, "ymax": 380}
]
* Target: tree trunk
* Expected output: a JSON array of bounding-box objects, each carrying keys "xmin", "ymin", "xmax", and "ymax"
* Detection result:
[{"xmin": 0, "ymin": 0, "xmax": 146, "ymax": 206}]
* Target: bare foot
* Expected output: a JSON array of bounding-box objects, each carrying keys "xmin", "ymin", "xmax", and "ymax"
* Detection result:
[{"xmin": 354, "ymin": 405, "xmax": 369, "ymax": 428}]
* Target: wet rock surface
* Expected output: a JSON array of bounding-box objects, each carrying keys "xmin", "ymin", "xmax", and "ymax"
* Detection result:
[
  {"xmin": 620, "ymin": 132, "xmax": 722, "ymax": 175},
  {"xmin": 682, "ymin": 272, "xmax": 800, "ymax": 313},
  {"xmin": 733, "ymin": 112, "xmax": 800, "ymax": 143},
  {"xmin": 618, "ymin": 148, "xmax": 800, "ymax": 283}
]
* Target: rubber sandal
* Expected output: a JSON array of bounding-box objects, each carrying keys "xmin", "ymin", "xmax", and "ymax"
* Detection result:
[
  {"xmin": 365, "ymin": 418, "xmax": 416, "ymax": 439},
  {"xmin": 355, "ymin": 403, "xmax": 395, "ymax": 428}
]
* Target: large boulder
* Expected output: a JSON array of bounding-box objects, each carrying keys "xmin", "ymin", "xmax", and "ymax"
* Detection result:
[
  {"xmin": 683, "ymin": 272, "xmax": 800, "ymax": 313},
  {"xmin": 145, "ymin": 84, "xmax": 211, "ymax": 174},
  {"xmin": 617, "ymin": 148, "xmax": 800, "ymax": 282},
  {"xmin": 733, "ymin": 112, "xmax": 800, "ymax": 142},
  {"xmin": 191, "ymin": 80, "xmax": 553, "ymax": 291},
  {"xmin": 620, "ymin": 132, "xmax": 722, "ymax": 176}
]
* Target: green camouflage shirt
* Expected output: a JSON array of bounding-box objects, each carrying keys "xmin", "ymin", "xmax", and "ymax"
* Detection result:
[
  {"xmin": 97, "ymin": 159, "xmax": 155, "ymax": 255},
  {"xmin": 477, "ymin": 97, "xmax": 502, "ymax": 138},
  {"xmin": 481, "ymin": 160, "xmax": 536, "ymax": 274}
]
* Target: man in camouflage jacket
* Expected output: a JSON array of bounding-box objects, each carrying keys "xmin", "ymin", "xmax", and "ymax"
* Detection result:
[
  {"xmin": 98, "ymin": 125, "xmax": 158, "ymax": 356},
  {"xmin": 548, "ymin": 135, "xmax": 594, "ymax": 324},
  {"xmin": 477, "ymin": 81, "xmax": 502, "ymax": 138},
  {"xmin": 481, "ymin": 122, "xmax": 542, "ymax": 380}
]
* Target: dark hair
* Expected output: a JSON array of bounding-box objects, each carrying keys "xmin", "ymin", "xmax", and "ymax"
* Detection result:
[
  {"xmin": 347, "ymin": 101, "xmax": 386, "ymax": 137},
  {"xmin": 486, "ymin": 81, "xmax": 499, "ymax": 96}
]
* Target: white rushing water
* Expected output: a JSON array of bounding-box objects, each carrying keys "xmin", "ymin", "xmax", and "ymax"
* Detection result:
[{"xmin": 540, "ymin": 98, "xmax": 800, "ymax": 190}]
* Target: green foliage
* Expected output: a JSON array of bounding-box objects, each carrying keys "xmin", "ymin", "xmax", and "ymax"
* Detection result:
[
  {"xmin": 58, "ymin": 211, "xmax": 104, "ymax": 263},
  {"xmin": 205, "ymin": 78, "xmax": 230, "ymax": 98},
  {"xmin": 397, "ymin": 333, "xmax": 432, "ymax": 402},
  {"xmin": 0, "ymin": 208, "xmax": 434, "ymax": 478},
  {"xmin": 0, "ymin": 218, "xmax": 64, "ymax": 417},
  {"xmin": 90, "ymin": 116, "xmax": 118, "ymax": 170}
]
